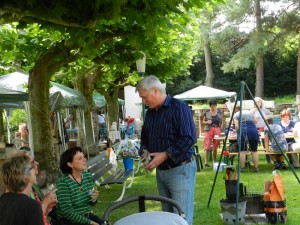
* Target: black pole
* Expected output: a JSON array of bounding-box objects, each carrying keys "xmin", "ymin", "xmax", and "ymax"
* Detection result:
[{"xmin": 207, "ymin": 96, "xmax": 239, "ymax": 207}]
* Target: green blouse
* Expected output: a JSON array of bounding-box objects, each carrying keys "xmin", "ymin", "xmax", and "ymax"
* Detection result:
[{"xmin": 56, "ymin": 171, "xmax": 95, "ymax": 224}]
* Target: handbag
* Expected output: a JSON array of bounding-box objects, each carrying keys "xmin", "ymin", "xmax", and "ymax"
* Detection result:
[{"xmin": 263, "ymin": 170, "xmax": 287, "ymax": 224}]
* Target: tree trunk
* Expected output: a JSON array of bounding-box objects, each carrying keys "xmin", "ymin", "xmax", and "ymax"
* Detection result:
[
  {"xmin": 106, "ymin": 95, "xmax": 119, "ymax": 131},
  {"xmin": 29, "ymin": 68, "xmax": 59, "ymax": 183},
  {"xmin": 28, "ymin": 42, "xmax": 79, "ymax": 183},
  {"xmin": 0, "ymin": 109, "xmax": 4, "ymax": 141},
  {"xmin": 75, "ymin": 72, "xmax": 98, "ymax": 156},
  {"xmin": 101, "ymin": 87, "xmax": 120, "ymax": 147},
  {"xmin": 296, "ymin": 38, "xmax": 300, "ymax": 95},
  {"xmin": 254, "ymin": 0, "xmax": 264, "ymax": 98},
  {"xmin": 255, "ymin": 56, "xmax": 264, "ymax": 97},
  {"xmin": 204, "ymin": 35, "xmax": 214, "ymax": 87}
]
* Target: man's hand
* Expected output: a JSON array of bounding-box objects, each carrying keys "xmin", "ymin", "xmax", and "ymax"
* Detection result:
[{"xmin": 145, "ymin": 152, "xmax": 168, "ymax": 171}]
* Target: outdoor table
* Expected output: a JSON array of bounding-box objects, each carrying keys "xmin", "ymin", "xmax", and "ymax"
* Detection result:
[
  {"xmin": 214, "ymin": 133, "xmax": 294, "ymax": 141},
  {"xmin": 114, "ymin": 211, "xmax": 188, "ymax": 225}
]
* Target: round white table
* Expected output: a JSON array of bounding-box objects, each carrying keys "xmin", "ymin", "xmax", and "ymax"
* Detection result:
[{"xmin": 114, "ymin": 211, "xmax": 188, "ymax": 225}]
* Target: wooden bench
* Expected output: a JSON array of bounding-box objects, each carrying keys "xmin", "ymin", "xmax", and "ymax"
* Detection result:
[
  {"xmin": 224, "ymin": 151, "xmax": 300, "ymax": 166},
  {"xmin": 228, "ymin": 150, "xmax": 300, "ymax": 156},
  {"xmin": 87, "ymin": 152, "xmax": 134, "ymax": 202}
]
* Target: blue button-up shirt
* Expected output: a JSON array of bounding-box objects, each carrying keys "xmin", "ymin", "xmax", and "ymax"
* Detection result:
[{"xmin": 140, "ymin": 95, "xmax": 196, "ymax": 169}]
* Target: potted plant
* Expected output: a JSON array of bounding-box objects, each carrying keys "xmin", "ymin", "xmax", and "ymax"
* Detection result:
[{"xmin": 114, "ymin": 139, "xmax": 140, "ymax": 170}]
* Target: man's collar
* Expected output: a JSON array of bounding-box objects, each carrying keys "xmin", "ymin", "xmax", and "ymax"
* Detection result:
[
  {"xmin": 161, "ymin": 94, "xmax": 172, "ymax": 107},
  {"xmin": 153, "ymin": 94, "xmax": 170, "ymax": 111}
]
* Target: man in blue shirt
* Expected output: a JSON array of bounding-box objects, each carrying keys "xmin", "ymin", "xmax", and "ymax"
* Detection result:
[{"xmin": 136, "ymin": 75, "xmax": 197, "ymax": 225}]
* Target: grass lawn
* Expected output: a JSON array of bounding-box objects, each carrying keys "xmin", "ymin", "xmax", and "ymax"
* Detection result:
[{"xmin": 93, "ymin": 141, "xmax": 300, "ymax": 224}]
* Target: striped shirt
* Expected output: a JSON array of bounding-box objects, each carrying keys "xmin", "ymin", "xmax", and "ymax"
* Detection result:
[
  {"xmin": 56, "ymin": 171, "xmax": 94, "ymax": 224},
  {"xmin": 141, "ymin": 95, "xmax": 196, "ymax": 169}
]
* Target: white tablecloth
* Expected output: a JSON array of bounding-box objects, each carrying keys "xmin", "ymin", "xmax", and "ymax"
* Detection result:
[
  {"xmin": 114, "ymin": 211, "xmax": 188, "ymax": 225},
  {"xmin": 109, "ymin": 131, "xmax": 121, "ymax": 143}
]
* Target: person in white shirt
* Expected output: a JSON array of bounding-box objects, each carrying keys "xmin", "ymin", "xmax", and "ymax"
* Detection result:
[
  {"xmin": 250, "ymin": 97, "xmax": 273, "ymax": 164},
  {"xmin": 291, "ymin": 112, "xmax": 300, "ymax": 163}
]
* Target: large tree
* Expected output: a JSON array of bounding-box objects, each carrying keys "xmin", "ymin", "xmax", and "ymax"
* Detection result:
[
  {"xmin": 213, "ymin": 0, "xmax": 279, "ymax": 97},
  {"xmin": 0, "ymin": 0, "xmax": 216, "ymax": 182},
  {"xmin": 57, "ymin": 11, "xmax": 201, "ymax": 147}
]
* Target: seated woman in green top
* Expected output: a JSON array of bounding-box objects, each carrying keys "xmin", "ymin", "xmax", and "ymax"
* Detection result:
[{"xmin": 56, "ymin": 146, "xmax": 101, "ymax": 225}]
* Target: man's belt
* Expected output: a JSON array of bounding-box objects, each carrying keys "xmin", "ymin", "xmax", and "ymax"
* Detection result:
[{"xmin": 159, "ymin": 157, "xmax": 194, "ymax": 170}]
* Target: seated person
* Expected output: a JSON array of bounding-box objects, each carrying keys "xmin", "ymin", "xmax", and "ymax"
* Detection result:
[
  {"xmin": 56, "ymin": 146, "xmax": 101, "ymax": 225},
  {"xmin": 264, "ymin": 118, "xmax": 288, "ymax": 170},
  {"xmin": 278, "ymin": 109, "xmax": 300, "ymax": 167},
  {"xmin": 15, "ymin": 149, "xmax": 58, "ymax": 225},
  {"xmin": 291, "ymin": 112, "xmax": 300, "ymax": 158},
  {"xmin": 0, "ymin": 155, "xmax": 44, "ymax": 225}
]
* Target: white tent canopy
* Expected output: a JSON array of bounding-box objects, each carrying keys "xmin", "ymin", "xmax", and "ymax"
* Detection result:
[
  {"xmin": 0, "ymin": 72, "xmax": 88, "ymax": 154},
  {"xmin": 174, "ymin": 85, "xmax": 236, "ymax": 100},
  {"xmin": 174, "ymin": 85, "xmax": 236, "ymax": 138},
  {"xmin": 0, "ymin": 72, "xmax": 87, "ymax": 109}
]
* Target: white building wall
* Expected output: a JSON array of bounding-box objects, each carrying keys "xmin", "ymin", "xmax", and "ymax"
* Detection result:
[{"xmin": 124, "ymin": 85, "xmax": 142, "ymax": 119}]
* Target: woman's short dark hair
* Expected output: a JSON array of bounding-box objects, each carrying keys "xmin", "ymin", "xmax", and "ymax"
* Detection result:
[
  {"xmin": 60, "ymin": 146, "xmax": 83, "ymax": 174},
  {"xmin": 209, "ymin": 99, "xmax": 217, "ymax": 106}
]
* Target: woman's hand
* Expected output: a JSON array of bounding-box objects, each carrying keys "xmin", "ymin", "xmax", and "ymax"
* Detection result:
[
  {"xmin": 90, "ymin": 189, "xmax": 99, "ymax": 202},
  {"xmin": 44, "ymin": 188, "xmax": 58, "ymax": 205},
  {"xmin": 40, "ymin": 188, "xmax": 58, "ymax": 215}
]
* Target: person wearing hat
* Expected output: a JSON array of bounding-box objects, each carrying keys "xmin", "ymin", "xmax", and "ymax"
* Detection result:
[{"xmin": 202, "ymin": 99, "xmax": 223, "ymax": 168}]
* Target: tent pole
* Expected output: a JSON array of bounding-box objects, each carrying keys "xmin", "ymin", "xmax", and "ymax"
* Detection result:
[
  {"xmin": 25, "ymin": 102, "xmax": 34, "ymax": 155},
  {"xmin": 199, "ymin": 111, "xmax": 202, "ymax": 138},
  {"xmin": 56, "ymin": 112, "xmax": 66, "ymax": 151},
  {"xmin": 206, "ymin": 97, "xmax": 239, "ymax": 208},
  {"xmin": 4, "ymin": 110, "xmax": 11, "ymax": 143}
]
